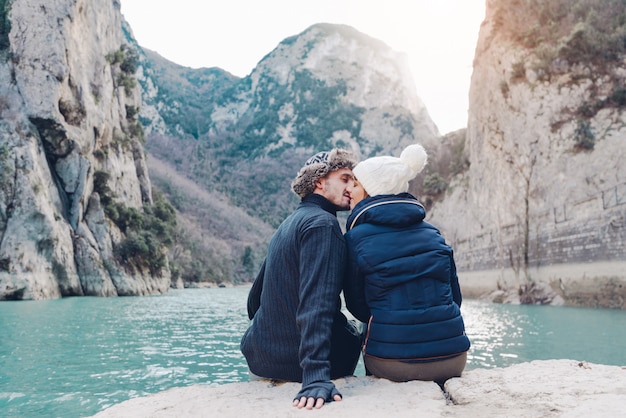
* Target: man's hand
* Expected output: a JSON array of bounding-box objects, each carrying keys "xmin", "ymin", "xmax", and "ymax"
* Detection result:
[{"xmin": 293, "ymin": 381, "xmax": 342, "ymax": 409}]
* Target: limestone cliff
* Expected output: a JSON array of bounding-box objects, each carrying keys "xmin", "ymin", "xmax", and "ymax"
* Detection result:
[
  {"xmin": 429, "ymin": 0, "xmax": 626, "ymax": 307},
  {"xmin": 0, "ymin": 0, "xmax": 169, "ymax": 300}
]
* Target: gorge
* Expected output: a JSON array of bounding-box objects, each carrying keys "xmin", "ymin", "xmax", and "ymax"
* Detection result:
[{"xmin": 1, "ymin": 0, "xmax": 625, "ymax": 307}]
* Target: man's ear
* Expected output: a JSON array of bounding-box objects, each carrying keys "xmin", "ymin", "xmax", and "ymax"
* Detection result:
[{"xmin": 314, "ymin": 177, "xmax": 325, "ymax": 191}]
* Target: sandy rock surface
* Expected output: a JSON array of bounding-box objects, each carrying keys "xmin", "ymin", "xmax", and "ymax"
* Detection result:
[{"xmin": 93, "ymin": 360, "xmax": 626, "ymax": 417}]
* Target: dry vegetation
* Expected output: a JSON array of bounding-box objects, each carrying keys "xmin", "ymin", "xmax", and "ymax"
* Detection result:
[{"xmin": 146, "ymin": 154, "xmax": 273, "ymax": 285}]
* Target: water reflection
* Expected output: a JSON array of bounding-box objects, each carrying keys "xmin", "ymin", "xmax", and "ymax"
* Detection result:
[
  {"xmin": 463, "ymin": 301, "xmax": 526, "ymax": 368},
  {"xmin": 461, "ymin": 300, "xmax": 626, "ymax": 369}
]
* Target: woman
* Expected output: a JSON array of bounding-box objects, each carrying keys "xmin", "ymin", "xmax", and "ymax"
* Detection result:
[{"xmin": 343, "ymin": 143, "xmax": 470, "ymax": 384}]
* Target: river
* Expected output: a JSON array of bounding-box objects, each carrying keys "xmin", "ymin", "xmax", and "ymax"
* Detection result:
[{"xmin": 1, "ymin": 287, "xmax": 625, "ymax": 417}]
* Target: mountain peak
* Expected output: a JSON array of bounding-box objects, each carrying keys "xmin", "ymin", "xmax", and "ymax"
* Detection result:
[
  {"xmin": 141, "ymin": 22, "xmax": 439, "ymax": 228},
  {"xmin": 254, "ymin": 22, "xmax": 436, "ymax": 134}
]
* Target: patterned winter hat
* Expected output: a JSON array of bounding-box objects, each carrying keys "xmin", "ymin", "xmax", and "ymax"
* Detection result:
[
  {"xmin": 352, "ymin": 144, "xmax": 428, "ymax": 196},
  {"xmin": 291, "ymin": 148, "xmax": 358, "ymax": 198}
]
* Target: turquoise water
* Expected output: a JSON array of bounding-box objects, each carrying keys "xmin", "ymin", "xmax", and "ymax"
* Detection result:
[{"xmin": 1, "ymin": 288, "xmax": 625, "ymax": 417}]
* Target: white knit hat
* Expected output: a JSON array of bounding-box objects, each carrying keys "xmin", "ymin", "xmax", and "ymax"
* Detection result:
[{"xmin": 352, "ymin": 144, "xmax": 428, "ymax": 196}]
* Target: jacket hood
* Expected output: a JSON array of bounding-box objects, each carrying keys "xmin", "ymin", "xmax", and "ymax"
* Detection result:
[{"xmin": 346, "ymin": 193, "xmax": 425, "ymax": 231}]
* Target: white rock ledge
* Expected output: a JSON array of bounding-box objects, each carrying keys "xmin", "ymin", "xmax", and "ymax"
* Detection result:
[{"xmin": 93, "ymin": 360, "xmax": 626, "ymax": 417}]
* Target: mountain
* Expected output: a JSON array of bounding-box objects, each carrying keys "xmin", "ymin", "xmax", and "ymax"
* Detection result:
[
  {"xmin": 137, "ymin": 23, "xmax": 440, "ymax": 228},
  {"xmin": 127, "ymin": 22, "xmax": 442, "ymax": 288}
]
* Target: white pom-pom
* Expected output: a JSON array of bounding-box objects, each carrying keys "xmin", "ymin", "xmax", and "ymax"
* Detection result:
[{"xmin": 400, "ymin": 144, "xmax": 428, "ymax": 175}]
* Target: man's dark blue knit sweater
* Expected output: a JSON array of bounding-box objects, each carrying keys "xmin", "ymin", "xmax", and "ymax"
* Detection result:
[{"xmin": 241, "ymin": 193, "xmax": 349, "ymax": 386}]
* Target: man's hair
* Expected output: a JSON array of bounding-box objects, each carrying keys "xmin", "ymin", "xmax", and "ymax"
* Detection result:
[{"xmin": 291, "ymin": 148, "xmax": 358, "ymax": 198}]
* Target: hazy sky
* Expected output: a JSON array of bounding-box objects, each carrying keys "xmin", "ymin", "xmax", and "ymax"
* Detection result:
[{"xmin": 121, "ymin": 0, "xmax": 486, "ymax": 135}]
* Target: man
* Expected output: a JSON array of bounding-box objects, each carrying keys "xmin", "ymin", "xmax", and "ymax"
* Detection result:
[{"xmin": 241, "ymin": 148, "xmax": 361, "ymax": 410}]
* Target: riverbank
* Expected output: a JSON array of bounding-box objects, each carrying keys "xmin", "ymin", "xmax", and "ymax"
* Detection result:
[
  {"xmin": 93, "ymin": 359, "xmax": 626, "ymax": 417},
  {"xmin": 458, "ymin": 261, "xmax": 626, "ymax": 309}
]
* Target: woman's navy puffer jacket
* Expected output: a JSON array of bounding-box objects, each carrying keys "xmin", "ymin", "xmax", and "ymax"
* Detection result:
[{"xmin": 344, "ymin": 193, "xmax": 470, "ymax": 361}]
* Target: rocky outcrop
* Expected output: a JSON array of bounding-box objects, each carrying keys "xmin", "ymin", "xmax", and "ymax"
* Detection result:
[
  {"xmin": 0, "ymin": 0, "xmax": 169, "ymax": 299},
  {"xmin": 429, "ymin": 0, "xmax": 626, "ymax": 308},
  {"xmin": 92, "ymin": 360, "xmax": 626, "ymax": 417}
]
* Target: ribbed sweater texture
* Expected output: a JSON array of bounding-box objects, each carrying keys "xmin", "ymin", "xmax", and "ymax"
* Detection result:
[{"xmin": 240, "ymin": 194, "xmax": 346, "ymax": 385}]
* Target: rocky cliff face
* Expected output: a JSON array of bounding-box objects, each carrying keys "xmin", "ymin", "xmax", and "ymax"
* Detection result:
[
  {"xmin": 0, "ymin": 0, "xmax": 169, "ymax": 300},
  {"xmin": 429, "ymin": 0, "xmax": 626, "ymax": 307}
]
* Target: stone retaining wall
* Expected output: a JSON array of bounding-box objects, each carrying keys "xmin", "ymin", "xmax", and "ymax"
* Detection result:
[{"xmin": 451, "ymin": 184, "xmax": 626, "ymax": 308}]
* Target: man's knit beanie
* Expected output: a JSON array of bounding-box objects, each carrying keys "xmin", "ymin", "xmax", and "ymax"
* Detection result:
[{"xmin": 291, "ymin": 148, "xmax": 358, "ymax": 198}]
